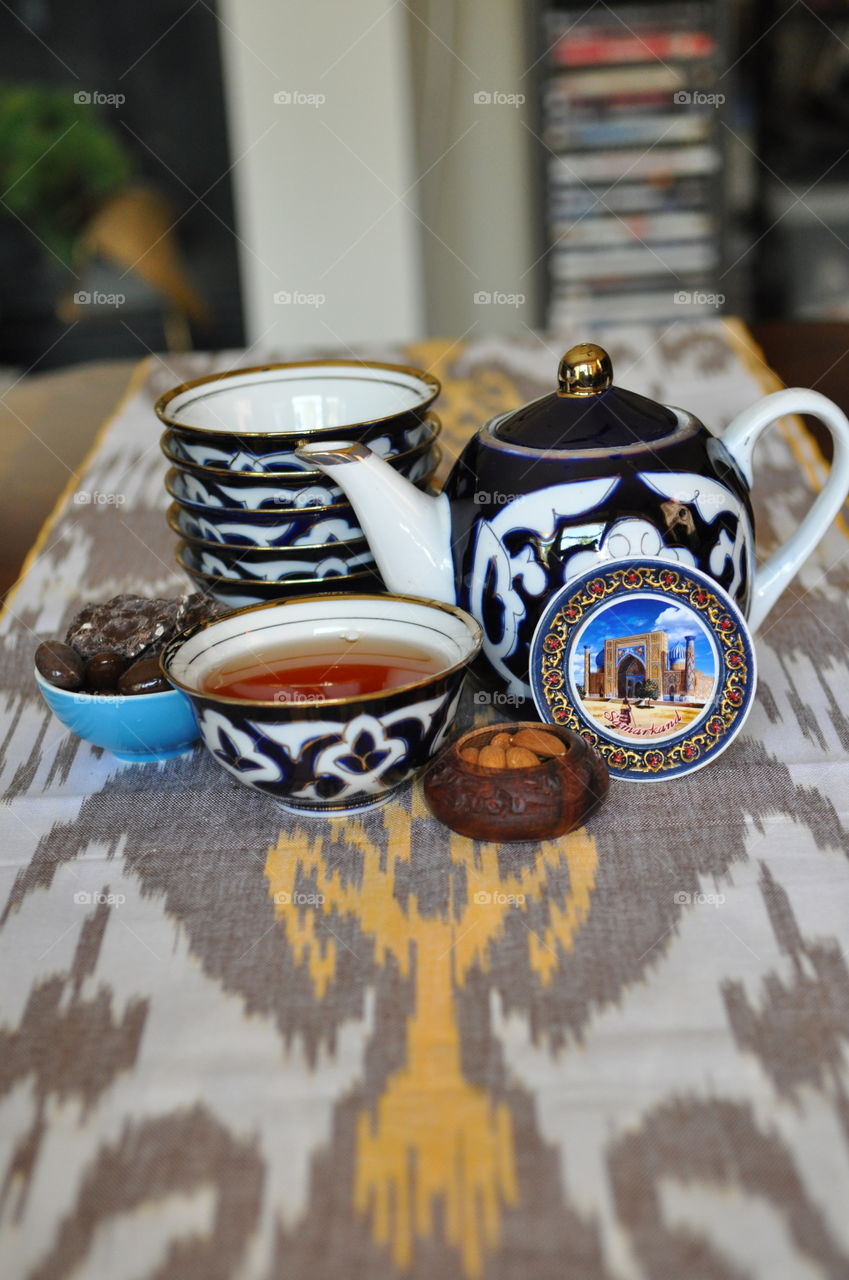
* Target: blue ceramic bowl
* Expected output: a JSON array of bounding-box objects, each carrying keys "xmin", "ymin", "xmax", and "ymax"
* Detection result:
[
  {"xmin": 162, "ymin": 594, "xmax": 482, "ymax": 814},
  {"xmin": 164, "ymin": 413, "xmax": 440, "ymax": 475},
  {"xmin": 34, "ymin": 668, "xmax": 199, "ymax": 762},
  {"xmin": 176, "ymin": 549, "xmax": 385, "ymax": 607},
  {"xmin": 165, "ymin": 452, "xmax": 439, "ymax": 512},
  {"xmin": 163, "ymin": 430, "xmax": 445, "ymax": 488},
  {"xmin": 176, "ymin": 535, "xmax": 376, "ymax": 583},
  {"xmin": 167, "ymin": 501, "xmax": 366, "ymax": 551},
  {"xmin": 163, "ymin": 461, "xmax": 344, "ymax": 510},
  {"xmin": 164, "ymin": 476, "xmax": 365, "ymax": 547},
  {"xmin": 154, "ymin": 359, "xmax": 440, "ymax": 461}
]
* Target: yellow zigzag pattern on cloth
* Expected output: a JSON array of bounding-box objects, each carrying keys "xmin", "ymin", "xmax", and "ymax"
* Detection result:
[{"xmin": 265, "ymin": 789, "xmax": 598, "ymax": 1275}]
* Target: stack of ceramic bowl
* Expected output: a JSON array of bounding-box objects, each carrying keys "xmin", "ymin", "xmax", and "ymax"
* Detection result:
[{"xmin": 157, "ymin": 360, "xmax": 442, "ymax": 609}]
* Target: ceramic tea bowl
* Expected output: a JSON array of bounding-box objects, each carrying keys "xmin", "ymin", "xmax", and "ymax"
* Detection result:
[
  {"xmin": 161, "ymin": 593, "xmax": 482, "ymax": 814},
  {"xmin": 164, "ymin": 464, "xmax": 345, "ymax": 511},
  {"xmin": 166, "ymin": 501, "xmax": 366, "ymax": 550},
  {"xmin": 164, "ymin": 446, "xmax": 439, "ymax": 512},
  {"xmin": 176, "ymin": 535, "xmax": 376, "ymax": 583},
  {"xmin": 164, "ymin": 412, "xmax": 441, "ymax": 475},
  {"xmin": 165, "ymin": 468, "xmax": 361, "ymax": 537},
  {"xmin": 176, "ymin": 546, "xmax": 384, "ymax": 605},
  {"xmin": 155, "ymin": 360, "xmax": 440, "ymax": 462},
  {"xmin": 162, "ymin": 428, "xmax": 439, "ymax": 485}
]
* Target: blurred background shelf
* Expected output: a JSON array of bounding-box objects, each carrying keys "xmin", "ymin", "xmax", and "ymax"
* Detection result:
[
  {"xmin": 537, "ymin": 0, "xmax": 729, "ymax": 328},
  {"xmin": 0, "ymin": 0, "xmax": 848, "ymax": 364}
]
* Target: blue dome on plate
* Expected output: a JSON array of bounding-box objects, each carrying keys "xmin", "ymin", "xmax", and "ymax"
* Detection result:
[{"xmin": 669, "ymin": 640, "xmax": 688, "ymax": 664}]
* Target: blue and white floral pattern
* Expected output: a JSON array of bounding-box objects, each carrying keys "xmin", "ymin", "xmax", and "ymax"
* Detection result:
[
  {"xmin": 301, "ymin": 714, "xmax": 409, "ymax": 803},
  {"xmin": 467, "ymin": 479, "xmax": 620, "ymax": 697},
  {"xmin": 562, "ymin": 517, "xmax": 698, "ymax": 580},
  {"xmin": 459, "ymin": 458, "xmax": 754, "ymax": 698},
  {"xmin": 169, "ymin": 460, "xmax": 436, "ymax": 512},
  {"xmin": 169, "ymin": 417, "xmax": 437, "ymax": 473},
  {"xmin": 201, "ymin": 711, "xmax": 284, "ymax": 784},
  {"xmin": 192, "ymin": 546, "xmax": 376, "ymax": 582},
  {"xmin": 167, "ymin": 435, "xmax": 312, "ymax": 473},
  {"xmin": 189, "ymin": 475, "xmax": 344, "ymax": 510},
  {"xmin": 638, "ymin": 471, "xmax": 753, "ymax": 599},
  {"xmin": 194, "ymin": 686, "xmax": 457, "ymax": 811},
  {"xmin": 167, "ymin": 467, "xmax": 343, "ymax": 510},
  {"xmin": 168, "ymin": 498, "xmax": 365, "ymax": 550}
]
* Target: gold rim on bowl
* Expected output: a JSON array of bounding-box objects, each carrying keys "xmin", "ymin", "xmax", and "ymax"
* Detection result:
[
  {"xmin": 165, "ymin": 503, "xmax": 368, "ymax": 554},
  {"xmin": 161, "ymin": 592, "xmax": 483, "ymax": 709},
  {"xmin": 164, "ymin": 458, "xmax": 442, "ymax": 516},
  {"xmin": 160, "ymin": 415, "xmax": 441, "ymax": 480},
  {"xmin": 175, "ymin": 541, "xmax": 381, "ymax": 587},
  {"xmin": 164, "ymin": 467, "xmax": 356, "ymax": 516},
  {"xmin": 155, "ymin": 358, "xmax": 441, "ymax": 438}
]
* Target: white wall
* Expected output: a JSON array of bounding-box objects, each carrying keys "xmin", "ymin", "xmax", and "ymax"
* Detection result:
[
  {"xmin": 218, "ymin": 0, "xmax": 425, "ymax": 349},
  {"xmin": 408, "ymin": 0, "xmax": 541, "ymax": 336}
]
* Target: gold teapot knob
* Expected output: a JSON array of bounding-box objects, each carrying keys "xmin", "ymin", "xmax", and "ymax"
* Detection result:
[{"xmin": 557, "ymin": 343, "xmax": 613, "ymax": 396}]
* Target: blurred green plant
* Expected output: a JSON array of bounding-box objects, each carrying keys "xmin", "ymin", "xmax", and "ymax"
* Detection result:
[{"xmin": 0, "ymin": 82, "xmax": 132, "ymax": 265}]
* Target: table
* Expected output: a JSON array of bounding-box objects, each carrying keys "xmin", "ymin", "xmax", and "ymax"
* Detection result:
[
  {"xmin": 2, "ymin": 323, "xmax": 849, "ymax": 600},
  {"xmin": 0, "ymin": 360, "xmax": 139, "ymax": 601},
  {"xmin": 2, "ymin": 319, "xmax": 849, "ymax": 1280}
]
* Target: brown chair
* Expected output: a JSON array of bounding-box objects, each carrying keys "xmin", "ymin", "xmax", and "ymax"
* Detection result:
[{"xmin": 57, "ymin": 184, "xmax": 209, "ymax": 350}]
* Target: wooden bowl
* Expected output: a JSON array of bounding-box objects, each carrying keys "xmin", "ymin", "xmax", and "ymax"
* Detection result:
[{"xmin": 423, "ymin": 720, "xmax": 609, "ymax": 842}]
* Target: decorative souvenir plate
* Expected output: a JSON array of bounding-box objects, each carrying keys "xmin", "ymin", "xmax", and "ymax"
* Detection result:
[{"xmin": 529, "ymin": 558, "xmax": 756, "ymax": 781}]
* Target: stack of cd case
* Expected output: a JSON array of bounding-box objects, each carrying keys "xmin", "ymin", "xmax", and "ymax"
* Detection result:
[{"xmin": 540, "ymin": 1, "xmax": 726, "ymax": 327}]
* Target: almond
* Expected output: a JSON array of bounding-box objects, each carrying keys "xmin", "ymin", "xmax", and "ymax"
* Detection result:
[
  {"xmin": 460, "ymin": 747, "xmax": 479, "ymax": 764},
  {"xmin": 490, "ymin": 731, "xmax": 512, "ymax": 748},
  {"xmin": 506, "ymin": 747, "xmax": 539, "ymax": 768},
  {"xmin": 513, "ymin": 728, "xmax": 566, "ymax": 757},
  {"xmin": 478, "ymin": 745, "xmax": 508, "ymax": 768}
]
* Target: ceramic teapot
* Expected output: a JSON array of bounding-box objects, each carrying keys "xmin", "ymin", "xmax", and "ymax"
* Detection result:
[{"xmin": 298, "ymin": 344, "xmax": 849, "ymax": 697}]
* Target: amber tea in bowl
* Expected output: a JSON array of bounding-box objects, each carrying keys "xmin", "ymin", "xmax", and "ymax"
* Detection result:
[
  {"xmin": 203, "ymin": 633, "xmax": 445, "ymax": 702},
  {"xmin": 162, "ymin": 594, "xmax": 482, "ymax": 814}
]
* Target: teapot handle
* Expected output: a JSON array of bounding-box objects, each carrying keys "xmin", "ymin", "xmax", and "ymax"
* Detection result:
[{"xmin": 722, "ymin": 388, "xmax": 849, "ymax": 633}]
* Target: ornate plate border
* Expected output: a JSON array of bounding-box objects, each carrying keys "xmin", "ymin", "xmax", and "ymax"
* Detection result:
[{"xmin": 529, "ymin": 558, "xmax": 757, "ymax": 781}]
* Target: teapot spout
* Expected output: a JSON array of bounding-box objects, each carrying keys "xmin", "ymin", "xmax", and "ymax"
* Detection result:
[{"xmin": 296, "ymin": 441, "xmax": 456, "ymax": 604}]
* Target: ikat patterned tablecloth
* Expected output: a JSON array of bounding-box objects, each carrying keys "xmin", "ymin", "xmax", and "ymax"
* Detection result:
[{"xmin": 2, "ymin": 319, "xmax": 849, "ymax": 1280}]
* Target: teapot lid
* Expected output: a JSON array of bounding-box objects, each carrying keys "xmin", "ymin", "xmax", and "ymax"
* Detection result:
[{"xmin": 492, "ymin": 343, "xmax": 679, "ymax": 451}]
